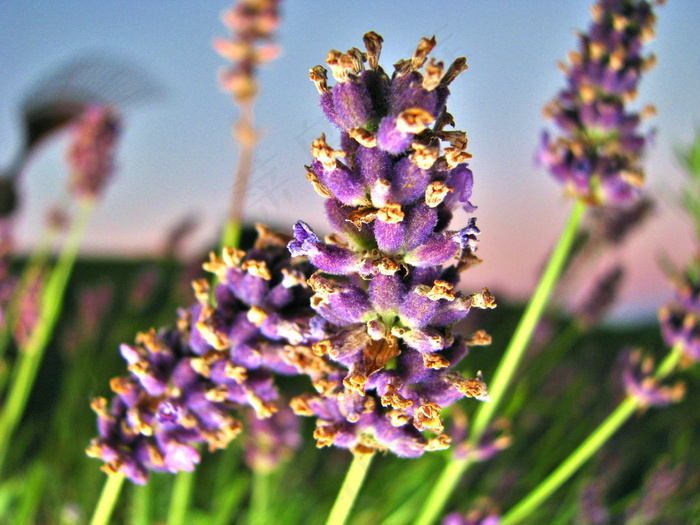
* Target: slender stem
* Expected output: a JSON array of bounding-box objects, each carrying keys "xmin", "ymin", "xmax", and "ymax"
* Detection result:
[
  {"xmin": 471, "ymin": 199, "xmax": 586, "ymax": 440},
  {"xmin": 501, "ymin": 343, "xmax": 684, "ymax": 524},
  {"xmin": 412, "ymin": 457, "xmax": 471, "ymax": 525},
  {"xmin": 0, "ymin": 202, "xmax": 94, "ymax": 474},
  {"xmin": 249, "ymin": 468, "xmax": 271, "ymax": 525},
  {"xmin": 89, "ymin": 472, "xmax": 126, "ymax": 525},
  {"xmin": 0, "ymin": 223, "xmax": 59, "ymax": 367},
  {"xmin": 222, "ymin": 101, "xmax": 256, "ymax": 250},
  {"xmin": 325, "ymin": 453, "xmax": 374, "ymax": 525},
  {"xmin": 502, "ymin": 396, "xmax": 638, "ymax": 524},
  {"xmin": 129, "ymin": 483, "xmax": 151, "ymax": 525},
  {"xmin": 413, "ymin": 200, "xmax": 586, "ymax": 525},
  {"xmin": 166, "ymin": 470, "xmax": 196, "ymax": 525}
]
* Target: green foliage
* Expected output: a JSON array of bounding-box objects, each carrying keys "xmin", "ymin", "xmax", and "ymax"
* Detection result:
[{"xmin": 0, "ymin": 254, "xmax": 696, "ymax": 524}]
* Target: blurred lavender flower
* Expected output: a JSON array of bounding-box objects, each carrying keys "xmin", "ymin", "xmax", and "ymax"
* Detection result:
[
  {"xmin": 577, "ymin": 481, "xmax": 611, "ymax": 525},
  {"xmin": 287, "ymin": 33, "xmax": 494, "ymax": 457},
  {"xmin": 538, "ymin": 0, "xmax": 660, "ymax": 205},
  {"xmin": 87, "ymin": 226, "xmax": 316, "ymax": 483},
  {"xmin": 162, "ymin": 214, "xmax": 199, "ymax": 259},
  {"xmin": 0, "ymin": 54, "xmax": 161, "ymax": 217},
  {"xmin": 450, "ymin": 407, "xmax": 511, "ymax": 463},
  {"xmin": 242, "ymin": 404, "xmax": 300, "ymax": 472},
  {"xmin": 62, "ymin": 285, "xmax": 113, "ymax": 354},
  {"xmin": 65, "ymin": 105, "xmax": 121, "ymax": 202},
  {"xmin": 215, "ymin": 0, "xmax": 281, "ymax": 105},
  {"xmin": 13, "ymin": 267, "xmax": 47, "ymax": 349},
  {"xmin": 0, "ymin": 221, "xmax": 17, "ymax": 329},
  {"xmin": 575, "ymin": 264, "xmax": 624, "ymax": 328},
  {"xmin": 127, "ymin": 267, "xmax": 162, "ymax": 313},
  {"xmin": 620, "ymin": 348, "xmax": 684, "ymax": 408},
  {"xmin": 443, "ymin": 507, "xmax": 501, "ymax": 525},
  {"xmin": 214, "ymin": 0, "xmax": 282, "ymax": 241},
  {"xmin": 589, "ymin": 195, "xmax": 654, "ymax": 245},
  {"xmin": 624, "ymin": 459, "xmax": 684, "ymax": 524},
  {"xmin": 658, "ymin": 257, "xmax": 700, "ymax": 363}
]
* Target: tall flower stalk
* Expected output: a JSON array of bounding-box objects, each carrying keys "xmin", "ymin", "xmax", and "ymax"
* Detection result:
[
  {"xmin": 89, "ymin": 4, "xmax": 285, "ymax": 523},
  {"xmin": 0, "ymin": 105, "xmax": 121, "ymax": 476},
  {"xmin": 415, "ymin": 1, "xmax": 660, "ymax": 523},
  {"xmin": 500, "ymin": 343, "xmax": 685, "ymax": 524},
  {"xmin": 215, "ymin": 0, "xmax": 281, "ymax": 249},
  {"xmin": 286, "ymin": 32, "xmax": 495, "ymax": 523}
]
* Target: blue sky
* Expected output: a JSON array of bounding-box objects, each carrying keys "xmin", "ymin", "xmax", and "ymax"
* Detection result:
[{"xmin": 1, "ymin": 1, "xmax": 699, "ymax": 320}]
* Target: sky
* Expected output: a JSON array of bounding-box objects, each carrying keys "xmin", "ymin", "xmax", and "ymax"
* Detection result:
[{"xmin": 1, "ymin": 1, "xmax": 700, "ymax": 322}]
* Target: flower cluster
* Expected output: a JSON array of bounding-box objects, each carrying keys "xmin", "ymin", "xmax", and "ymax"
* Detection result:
[
  {"xmin": 287, "ymin": 33, "xmax": 494, "ymax": 456},
  {"xmin": 443, "ymin": 507, "xmax": 501, "ymax": 525},
  {"xmin": 658, "ymin": 257, "xmax": 700, "ymax": 363},
  {"xmin": 0, "ymin": 221, "xmax": 16, "ymax": 329},
  {"xmin": 66, "ymin": 104, "xmax": 121, "ymax": 202},
  {"xmin": 620, "ymin": 348, "xmax": 685, "ymax": 408},
  {"xmin": 215, "ymin": 0, "xmax": 281, "ymax": 104},
  {"xmin": 538, "ymin": 0, "xmax": 660, "ymax": 205},
  {"xmin": 242, "ymin": 405, "xmax": 301, "ymax": 472},
  {"xmin": 13, "ymin": 267, "xmax": 46, "ymax": 348},
  {"xmin": 87, "ymin": 226, "xmax": 315, "ymax": 483}
]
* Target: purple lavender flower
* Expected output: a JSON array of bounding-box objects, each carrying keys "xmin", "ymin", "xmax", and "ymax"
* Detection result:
[
  {"xmin": 450, "ymin": 408, "xmax": 511, "ymax": 463},
  {"xmin": 620, "ymin": 348, "xmax": 685, "ymax": 408},
  {"xmin": 87, "ymin": 226, "xmax": 315, "ymax": 483},
  {"xmin": 575, "ymin": 264, "xmax": 625, "ymax": 328},
  {"xmin": 658, "ymin": 258, "xmax": 700, "ymax": 363},
  {"xmin": 215, "ymin": 0, "xmax": 281, "ymax": 104},
  {"xmin": 443, "ymin": 508, "xmax": 501, "ymax": 525},
  {"xmin": 242, "ymin": 404, "xmax": 301, "ymax": 472},
  {"xmin": 0, "ymin": 220, "xmax": 17, "ymax": 330},
  {"xmin": 62, "ymin": 285, "xmax": 113, "ymax": 353},
  {"xmin": 578, "ymin": 481, "xmax": 611, "ymax": 525},
  {"xmin": 14, "ymin": 267, "xmax": 46, "ymax": 348},
  {"xmin": 538, "ymin": 0, "xmax": 660, "ymax": 205},
  {"xmin": 65, "ymin": 104, "xmax": 121, "ymax": 202},
  {"xmin": 624, "ymin": 459, "xmax": 684, "ymax": 523},
  {"xmin": 288, "ymin": 33, "xmax": 494, "ymax": 457}
]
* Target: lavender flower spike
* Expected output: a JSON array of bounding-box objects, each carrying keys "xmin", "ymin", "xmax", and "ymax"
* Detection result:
[
  {"xmin": 658, "ymin": 256, "xmax": 700, "ymax": 363},
  {"xmin": 288, "ymin": 33, "xmax": 494, "ymax": 457},
  {"xmin": 538, "ymin": 0, "xmax": 660, "ymax": 205},
  {"xmin": 620, "ymin": 348, "xmax": 685, "ymax": 409},
  {"xmin": 66, "ymin": 104, "xmax": 121, "ymax": 202},
  {"xmin": 88, "ymin": 225, "xmax": 316, "ymax": 483}
]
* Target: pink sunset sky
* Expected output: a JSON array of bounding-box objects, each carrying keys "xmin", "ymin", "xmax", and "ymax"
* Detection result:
[{"xmin": 1, "ymin": 1, "xmax": 699, "ymax": 322}]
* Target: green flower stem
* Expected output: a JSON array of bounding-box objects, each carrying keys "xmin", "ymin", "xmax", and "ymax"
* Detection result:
[
  {"xmin": 413, "ymin": 199, "xmax": 586, "ymax": 525},
  {"xmin": 412, "ymin": 457, "xmax": 472, "ymax": 525},
  {"xmin": 129, "ymin": 483, "xmax": 151, "ymax": 525},
  {"xmin": 249, "ymin": 468, "xmax": 271, "ymax": 525},
  {"xmin": 89, "ymin": 472, "xmax": 126, "ymax": 525},
  {"xmin": 0, "ymin": 201, "xmax": 94, "ymax": 475},
  {"xmin": 223, "ymin": 100, "xmax": 256, "ymax": 250},
  {"xmin": 220, "ymin": 218, "xmax": 242, "ymax": 252},
  {"xmin": 325, "ymin": 453, "xmax": 374, "ymax": 525},
  {"xmin": 470, "ymin": 199, "xmax": 586, "ymax": 441},
  {"xmin": 166, "ymin": 469, "xmax": 196, "ymax": 525},
  {"xmin": 0, "ymin": 225, "xmax": 59, "ymax": 367},
  {"xmin": 501, "ymin": 343, "xmax": 684, "ymax": 524}
]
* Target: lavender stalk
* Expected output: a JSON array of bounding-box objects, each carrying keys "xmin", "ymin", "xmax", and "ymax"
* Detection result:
[
  {"xmin": 325, "ymin": 454, "xmax": 374, "ymax": 525},
  {"xmin": 0, "ymin": 201, "xmax": 94, "ymax": 474},
  {"xmin": 0, "ymin": 104, "xmax": 120, "ymax": 475},
  {"xmin": 215, "ymin": 0, "xmax": 281, "ymax": 249},
  {"xmin": 414, "ymin": 199, "xmax": 585, "ymax": 525},
  {"xmin": 416, "ymin": 0, "xmax": 660, "ymax": 521},
  {"xmin": 89, "ymin": 472, "xmax": 125, "ymax": 525},
  {"xmin": 500, "ymin": 343, "xmax": 685, "ymax": 524}
]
